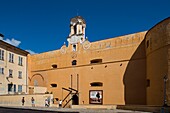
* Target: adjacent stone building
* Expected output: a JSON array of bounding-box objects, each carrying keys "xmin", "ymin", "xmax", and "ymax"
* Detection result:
[
  {"xmin": 28, "ymin": 16, "xmax": 170, "ymax": 107},
  {"xmin": 0, "ymin": 34, "xmax": 29, "ymax": 95}
]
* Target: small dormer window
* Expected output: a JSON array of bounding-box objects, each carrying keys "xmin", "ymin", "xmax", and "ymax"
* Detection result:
[{"xmin": 73, "ymin": 45, "xmax": 77, "ymax": 51}]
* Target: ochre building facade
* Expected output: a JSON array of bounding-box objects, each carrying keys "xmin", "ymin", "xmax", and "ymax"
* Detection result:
[{"xmin": 28, "ymin": 16, "xmax": 170, "ymax": 107}]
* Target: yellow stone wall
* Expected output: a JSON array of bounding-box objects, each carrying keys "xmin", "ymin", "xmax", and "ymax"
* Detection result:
[
  {"xmin": 28, "ymin": 31, "xmax": 147, "ymax": 105},
  {"xmin": 28, "ymin": 17, "xmax": 170, "ymax": 106}
]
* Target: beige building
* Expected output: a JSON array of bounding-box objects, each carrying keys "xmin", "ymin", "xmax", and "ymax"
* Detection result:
[
  {"xmin": 0, "ymin": 34, "xmax": 29, "ymax": 95},
  {"xmin": 28, "ymin": 16, "xmax": 170, "ymax": 107}
]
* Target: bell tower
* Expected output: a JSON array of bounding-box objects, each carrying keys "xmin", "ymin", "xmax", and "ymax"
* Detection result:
[{"xmin": 67, "ymin": 16, "xmax": 86, "ymax": 45}]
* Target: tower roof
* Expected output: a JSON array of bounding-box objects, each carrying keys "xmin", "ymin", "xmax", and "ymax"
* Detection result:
[{"xmin": 70, "ymin": 16, "xmax": 86, "ymax": 25}]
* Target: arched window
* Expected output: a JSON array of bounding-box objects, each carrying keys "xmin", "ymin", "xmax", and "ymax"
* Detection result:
[{"xmin": 90, "ymin": 82, "xmax": 103, "ymax": 87}]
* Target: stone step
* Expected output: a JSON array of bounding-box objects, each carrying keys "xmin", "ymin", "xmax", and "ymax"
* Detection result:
[{"xmin": 71, "ymin": 105, "xmax": 117, "ymax": 109}]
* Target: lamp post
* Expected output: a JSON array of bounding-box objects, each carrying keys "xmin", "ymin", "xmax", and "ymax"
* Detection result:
[{"xmin": 163, "ymin": 75, "xmax": 168, "ymax": 107}]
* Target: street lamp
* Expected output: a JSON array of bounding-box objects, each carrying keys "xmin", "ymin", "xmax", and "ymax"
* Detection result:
[{"xmin": 163, "ymin": 75, "xmax": 168, "ymax": 107}]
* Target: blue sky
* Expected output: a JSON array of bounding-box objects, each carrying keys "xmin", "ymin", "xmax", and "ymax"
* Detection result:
[{"xmin": 0, "ymin": 0, "xmax": 170, "ymax": 54}]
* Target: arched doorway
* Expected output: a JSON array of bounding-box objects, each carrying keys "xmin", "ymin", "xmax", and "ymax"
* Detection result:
[{"xmin": 72, "ymin": 94, "xmax": 79, "ymax": 105}]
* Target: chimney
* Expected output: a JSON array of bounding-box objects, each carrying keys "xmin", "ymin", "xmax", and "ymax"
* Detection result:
[{"xmin": 0, "ymin": 33, "xmax": 4, "ymax": 40}]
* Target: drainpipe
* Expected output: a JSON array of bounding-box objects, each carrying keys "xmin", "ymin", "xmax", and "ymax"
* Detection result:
[{"xmin": 77, "ymin": 74, "xmax": 79, "ymax": 92}]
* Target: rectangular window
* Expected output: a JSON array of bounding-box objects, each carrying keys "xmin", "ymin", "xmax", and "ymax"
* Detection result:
[
  {"xmin": 9, "ymin": 69, "xmax": 13, "ymax": 78},
  {"xmin": 0, "ymin": 49, "xmax": 4, "ymax": 60},
  {"xmin": 0, "ymin": 67, "xmax": 4, "ymax": 74},
  {"xmin": 18, "ymin": 85, "xmax": 22, "ymax": 92},
  {"xmin": 8, "ymin": 84, "xmax": 16, "ymax": 92},
  {"xmin": 9, "ymin": 53, "xmax": 11, "ymax": 62},
  {"xmin": 14, "ymin": 84, "xmax": 16, "ymax": 92},
  {"xmin": 9, "ymin": 53, "xmax": 14, "ymax": 63},
  {"xmin": 18, "ymin": 71, "xmax": 22, "ymax": 79},
  {"xmin": 8, "ymin": 84, "xmax": 13, "ymax": 92},
  {"xmin": 18, "ymin": 56, "xmax": 23, "ymax": 66},
  {"xmin": 90, "ymin": 59, "xmax": 102, "ymax": 64}
]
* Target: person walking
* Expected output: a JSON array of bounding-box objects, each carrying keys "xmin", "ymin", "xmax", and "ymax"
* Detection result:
[
  {"xmin": 59, "ymin": 100, "xmax": 62, "ymax": 108},
  {"xmin": 45, "ymin": 99, "xmax": 49, "ymax": 107},
  {"xmin": 47, "ymin": 97, "xmax": 50, "ymax": 107},
  {"xmin": 22, "ymin": 97, "xmax": 25, "ymax": 106},
  {"xmin": 31, "ymin": 97, "xmax": 35, "ymax": 107}
]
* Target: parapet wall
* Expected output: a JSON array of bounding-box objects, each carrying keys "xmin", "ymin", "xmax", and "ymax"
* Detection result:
[
  {"xmin": 0, "ymin": 94, "xmax": 53, "ymax": 107},
  {"xmin": 90, "ymin": 31, "xmax": 146, "ymax": 50}
]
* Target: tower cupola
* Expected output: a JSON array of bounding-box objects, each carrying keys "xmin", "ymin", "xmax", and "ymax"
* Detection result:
[{"xmin": 67, "ymin": 16, "xmax": 86, "ymax": 45}]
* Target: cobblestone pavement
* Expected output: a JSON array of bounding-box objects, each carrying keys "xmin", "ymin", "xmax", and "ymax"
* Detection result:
[{"xmin": 0, "ymin": 106, "xmax": 152, "ymax": 113}]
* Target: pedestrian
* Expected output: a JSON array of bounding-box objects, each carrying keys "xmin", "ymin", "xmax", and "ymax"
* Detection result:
[
  {"xmin": 31, "ymin": 97, "xmax": 35, "ymax": 107},
  {"xmin": 47, "ymin": 97, "xmax": 50, "ymax": 107},
  {"xmin": 51, "ymin": 98, "xmax": 54, "ymax": 104},
  {"xmin": 45, "ymin": 99, "xmax": 49, "ymax": 107},
  {"xmin": 59, "ymin": 100, "xmax": 62, "ymax": 108},
  {"xmin": 22, "ymin": 97, "xmax": 25, "ymax": 106}
]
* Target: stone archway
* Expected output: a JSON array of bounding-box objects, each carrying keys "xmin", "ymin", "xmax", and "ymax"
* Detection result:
[
  {"xmin": 30, "ymin": 73, "xmax": 45, "ymax": 87},
  {"xmin": 29, "ymin": 73, "xmax": 45, "ymax": 94}
]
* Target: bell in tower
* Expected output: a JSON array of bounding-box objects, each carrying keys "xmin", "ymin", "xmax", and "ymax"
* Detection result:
[{"xmin": 67, "ymin": 16, "xmax": 86, "ymax": 45}]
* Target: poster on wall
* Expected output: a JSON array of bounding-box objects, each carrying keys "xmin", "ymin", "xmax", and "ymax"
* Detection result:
[{"xmin": 89, "ymin": 90, "xmax": 103, "ymax": 104}]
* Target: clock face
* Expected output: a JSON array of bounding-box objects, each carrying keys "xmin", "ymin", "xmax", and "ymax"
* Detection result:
[{"xmin": 83, "ymin": 40, "xmax": 91, "ymax": 50}]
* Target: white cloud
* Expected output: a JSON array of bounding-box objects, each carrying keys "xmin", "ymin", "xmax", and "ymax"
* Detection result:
[
  {"xmin": 1, "ymin": 37, "xmax": 37, "ymax": 55},
  {"xmin": 25, "ymin": 50, "xmax": 38, "ymax": 55},
  {"xmin": 4, "ymin": 38, "xmax": 21, "ymax": 47}
]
